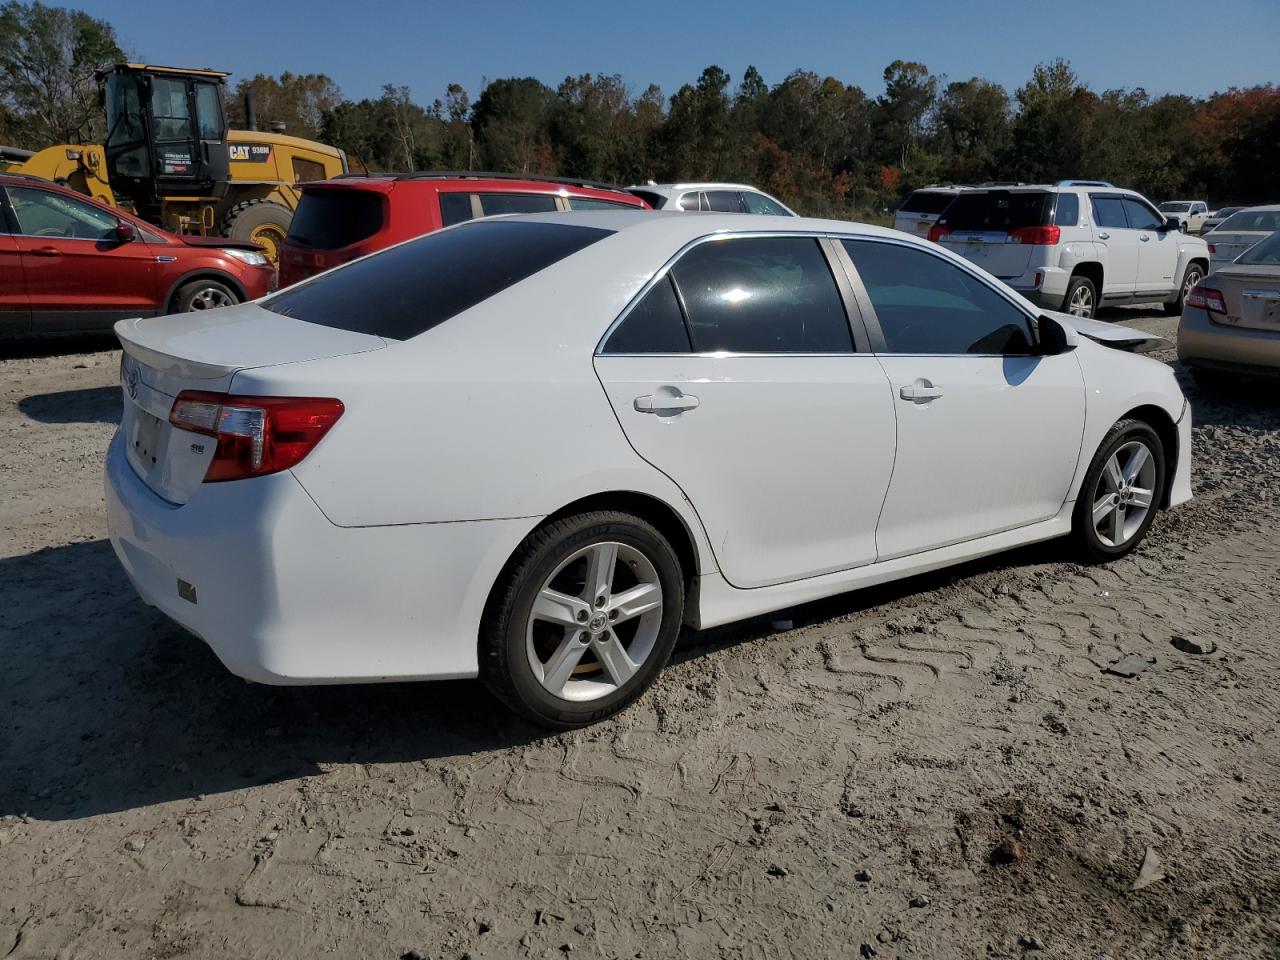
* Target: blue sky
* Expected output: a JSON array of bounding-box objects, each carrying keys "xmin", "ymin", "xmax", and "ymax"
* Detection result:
[{"xmin": 87, "ymin": 0, "xmax": 1280, "ymax": 105}]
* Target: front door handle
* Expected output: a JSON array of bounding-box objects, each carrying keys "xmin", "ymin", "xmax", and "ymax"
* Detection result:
[
  {"xmin": 1139, "ymin": 234, "xmax": 1151, "ymax": 242},
  {"xmin": 634, "ymin": 390, "xmax": 700, "ymax": 414},
  {"xmin": 900, "ymin": 379, "xmax": 943, "ymax": 403},
  {"xmin": 1096, "ymin": 231, "xmax": 1110, "ymax": 240},
  {"xmin": 31, "ymin": 246, "xmax": 62, "ymax": 257}
]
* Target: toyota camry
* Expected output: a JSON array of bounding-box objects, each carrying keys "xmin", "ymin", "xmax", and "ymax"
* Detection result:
[{"xmin": 105, "ymin": 211, "xmax": 1192, "ymax": 727}]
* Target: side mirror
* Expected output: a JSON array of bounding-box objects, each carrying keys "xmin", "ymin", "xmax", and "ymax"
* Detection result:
[
  {"xmin": 114, "ymin": 221, "xmax": 137, "ymax": 243},
  {"xmin": 1162, "ymin": 217, "xmax": 1182, "ymax": 232},
  {"xmin": 1035, "ymin": 315, "xmax": 1078, "ymax": 356}
]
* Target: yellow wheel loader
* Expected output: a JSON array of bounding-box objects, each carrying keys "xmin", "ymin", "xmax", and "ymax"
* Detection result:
[{"xmin": 0, "ymin": 64, "xmax": 348, "ymax": 263}]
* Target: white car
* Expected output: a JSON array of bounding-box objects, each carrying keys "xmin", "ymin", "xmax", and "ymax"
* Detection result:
[
  {"xmin": 1158, "ymin": 200, "xmax": 1210, "ymax": 234},
  {"xmin": 932, "ymin": 181, "xmax": 1210, "ymax": 319},
  {"xmin": 105, "ymin": 211, "xmax": 1191, "ymax": 727},
  {"xmin": 624, "ymin": 182, "xmax": 795, "ymax": 216},
  {"xmin": 892, "ymin": 186, "xmax": 965, "ymax": 237},
  {"xmin": 1205, "ymin": 205, "xmax": 1280, "ymax": 274}
]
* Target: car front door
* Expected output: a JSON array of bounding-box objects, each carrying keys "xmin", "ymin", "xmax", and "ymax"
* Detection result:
[
  {"xmin": 1125, "ymin": 197, "xmax": 1180, "ymax": 297},
  {"xmin": 8, "ymin": 185, "xmax": 160, "ymax": 332},
  {"xmin": 1090, "ymin": 193, "xmax": 1138, "ymax": 298},
  {"xmin": 593, "ymin": 234, "xmax": 897, "ymax": 588},
  {"xmin": 0, "ymin": 189, "xmax": 31, "ymax": 336},
  {"xmin": 838, "ymin": 238, "xmax": 1086, "ymax": 560}
]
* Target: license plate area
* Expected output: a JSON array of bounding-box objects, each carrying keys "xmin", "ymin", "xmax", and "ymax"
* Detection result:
[
  {"xmin": 1239, "ymin": 289, "xmax": 1280, "ymax": 331},
  {"xmin": 129, "ymin": 407, "xmax": 164, "ymax": 467}
]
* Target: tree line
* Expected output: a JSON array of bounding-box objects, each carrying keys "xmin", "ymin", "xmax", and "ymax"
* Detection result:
[{"xmin": 2, "ymin": 1, "xmax": 1277, "ymax": 218}]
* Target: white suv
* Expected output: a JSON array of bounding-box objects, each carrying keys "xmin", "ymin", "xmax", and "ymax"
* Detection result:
[
  {"xmin": 625, "ymin": 182, "xmax": 795, "ymax": 216},
  {"xmin": 893, "ymin": 185, "xmax": 966, "ymax": 237},
  {"xmin": 929, "ymin": 181, "xmax": 1210, "ymax": 318}
]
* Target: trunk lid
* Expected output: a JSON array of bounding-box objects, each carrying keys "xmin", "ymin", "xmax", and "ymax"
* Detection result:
[
  {"xmin": 1207, "ymin": 265, "xmax": 1280, "ymax": 332},
  {"xmin": 114, "ymin": 302, "xmax": 386, "ymax": 504},
  {"xmin": 1208, "ymin": 231, "xmax": 1268, "ymax": 267},
  {"xmin": 1045, "ymin": 309, "xmax": 1167, "ymax": 354}
]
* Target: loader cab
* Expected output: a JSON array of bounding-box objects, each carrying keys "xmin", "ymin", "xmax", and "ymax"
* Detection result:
[{"xmin": 100, "ymin": 64, "xmax": 231, "ymax": 204}]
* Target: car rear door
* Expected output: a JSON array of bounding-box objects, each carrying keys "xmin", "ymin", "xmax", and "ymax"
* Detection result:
[
  {"xmin": 593, "ymin": 234, "xmax": 897, "ymax": 588},
  {"xmin": 8, "ymin": 185, "xmax": 159, "ymax": 332},
  {"xmin": 1125, "ymin": 197, "xmax": 1179, "ymax": 297},
  {"xmin": 838, "ymin": 238, "xmax": 1085, "ymax": 560},
  {"xmin": 0, "ymin": 187, "xmax": 32, "ymax": 336},
  {"xmin": 1089, "ymin": 194, "xmax": 1138, "ymax": 297}
]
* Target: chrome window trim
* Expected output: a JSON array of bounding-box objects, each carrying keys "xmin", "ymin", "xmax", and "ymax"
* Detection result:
[{"xmin": 594, "ymin": 229, "xmax": 877, "ymax": 357}]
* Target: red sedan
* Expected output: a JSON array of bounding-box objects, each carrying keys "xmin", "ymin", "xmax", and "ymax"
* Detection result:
[{"xmin": 0, "ymin": 173, "xmax": 275, "ymax": 339}]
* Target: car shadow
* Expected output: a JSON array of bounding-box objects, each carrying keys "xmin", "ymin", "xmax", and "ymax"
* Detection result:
[
  {"xmin": 18, "ymin": 386, "xmax": 121, "ymax": 424},
  {"xmin": 0, "ymin": 334, "xmax": 117, "ymax": 360}
]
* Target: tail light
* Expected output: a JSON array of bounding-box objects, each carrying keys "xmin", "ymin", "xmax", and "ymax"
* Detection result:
[
  {"xmin": 1010, "ymin": 225, "xmax": 1062, "ymax": 245},
  {"xmin": 170, "ymin": 391, "xmax": 344, "ymax": 482},
  {"xmin": 927, "ymin": 224, "xmax": 952, "ymax": 243},
  {"xmin": 1206, "ymin": 242, "xmax": 1215, "ymax": 254},
  {"xmin": 1184, "ymin": 282, "xmax": 1227, "ymax": 315}
]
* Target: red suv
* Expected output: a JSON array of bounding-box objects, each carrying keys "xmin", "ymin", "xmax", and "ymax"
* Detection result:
[
  {"xmin": 278, "ymin": 172, "xmax": 650, "ymax": 288},
  {"xmin": 0, "ymin": 174, "xmax": 274, "ymax": 339}
]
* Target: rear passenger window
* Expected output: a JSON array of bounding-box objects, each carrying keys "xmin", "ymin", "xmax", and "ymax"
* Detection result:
[
  {"xmin": 706, "ymin": 190, "xmax": 745, "ymax": 213},
  {"xmin": 440, "ymin": 192, "xmax": 473, "ymax": 226},
  {"xmin": 602, "ymin": 275, "xmax": 691, "ymax": 353},
  {"xmin": 671, "ymin": 237, "xmax": 853, "ymax": 353},
  {"xmin": 1053, "ymin": 193, "xmax": 1079, "ymax": 226},
  {"xmin": 1091, "ymin": 196, "xmax": 1128, "ymax": 228},
  {"xmin": 478, "ymin": 193, "xmax": 559, "ymax": 216},
  {"xmin": 841, "ymin": 239, "xmax": 1034, "ymax": 355},
  {"xmin": 677, "ymin": 192, "xmax": 704, "ymax": 211}
]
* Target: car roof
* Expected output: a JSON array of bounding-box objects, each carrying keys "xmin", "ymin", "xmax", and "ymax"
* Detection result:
[
  {"xmin": 627, "ymin": 182, "xmax": 774, "ymax": 194},
  {"xmin": 501, "ymin": 208, "xmax": 903, "ymax": 243}
]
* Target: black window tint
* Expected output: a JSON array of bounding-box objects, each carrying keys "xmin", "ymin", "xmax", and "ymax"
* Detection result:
[
  {"xmin": 477, "ymin": 193, "xmax": 559, "ymax": 216},
  {"xmin": 742, "ymin": 192, "xmax": 792, "ymax": 216},
  {"xmin": 671, "ymin": 237, "xmax": 852, "ymax": 353},
  {"xmin": 677, "ymin": 192, "xmax": 703, "ymax": 211},
  {"xmin": 566, "ymin": 197, "xmax": 632, "ymax": 210},
  {"xmin": 1091, "ymin": 196, "xmax": 1128, "ymax": 228},
  {"xmin": 286, "ymin": 190, "xmax": 384, "ymax": 249},
  {"xmin": 265, "ymin": 220, "xmax": 613, "ymax": 340},
  {"xmin": 603, "ymin": 275, "xmax": 691, "ymax": 353},
  {"xmin": 841, "ymin": 239, "xmax": 1034, "ymax": 356},
  {"xmin": 938, "ymin": 191, "xmax": 1051, "ymax": 231},
  {"xmin": 439, "ymin": 192, "xmax": 473, "ymax": 226},
  {"xmin": 1054, "ymin": 193, "xmax": 1079, "ymax": 226},
  {"xmin": 1123, "ymin": 198, "xmax": 1163, "ymax": 231},
  {"xmin": 900, "ymin": 191, "xmax": 955, "ymax": 215},
  {"xmin": 706, "ymin": 190, "xmax": 745, "ymax": 213}
]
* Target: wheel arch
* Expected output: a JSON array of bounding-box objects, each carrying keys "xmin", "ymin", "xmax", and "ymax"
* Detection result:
[
  {"xmin": 1119, "ymin": 403, "xmax": 1179, "ymax": 508},
  {"xmin": 1071, "ymin": 260, "xmax": 1104, "ymax": 290},
  {"xmin": 164, "ymin": 270, "xmax": 249, "ymax": 313}
]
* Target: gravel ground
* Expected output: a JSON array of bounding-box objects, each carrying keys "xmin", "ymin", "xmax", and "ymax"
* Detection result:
[{"xmin": 2, "ymin": 310, "xmax": 1278, "ymax": 959}]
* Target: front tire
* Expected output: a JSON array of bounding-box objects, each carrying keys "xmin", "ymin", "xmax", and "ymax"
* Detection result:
[
  {"xmin": 480, "ymin": 511, "xmax": 685, "ymax": 728},
  {"xmin": 1164, "ymin": 263, "xmax": 1204, "ymax": 316},
  {"xmin": 173, "ymin": 279, "xmax": 239, "ymax": 312},
  {"xmin": 1062, "ymin": 275, "xmax": 1097, "ymax": 319},
  {"xmin": 1072, "ymin": 419, "xmax": 1166, "ymax": 562}
]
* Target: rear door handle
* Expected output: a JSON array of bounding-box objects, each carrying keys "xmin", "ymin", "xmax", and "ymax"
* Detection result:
[
  {"xmin": 900, "ymin": 380, "xmax": 943, "ymax": 403},
  {"xmin": 634, "ymin": 391, "xmax": 700, "ymax": 414}
]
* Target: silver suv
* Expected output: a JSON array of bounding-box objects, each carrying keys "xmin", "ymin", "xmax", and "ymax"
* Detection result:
[
  {"xmin": 930, "ymin": 181, "xmax": 1210, "ymax": 318},
  {"xmin": 625, "ymin": 182, "xmax": 795, "ymax": 216}
]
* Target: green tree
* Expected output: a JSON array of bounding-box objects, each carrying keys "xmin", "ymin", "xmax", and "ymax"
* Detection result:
[
  {"xmin": 471, "ymin": 77, "xmax": 556, "ymax": 173},
  {"xmin": 226, "ymin": 72, "xmax": 342, "ymax": 141},
  {"xmin": 935, "ymin": 77, "xmax": 1010, "ymax": 182},
  {"xmin": 0, "ymin": 0, "xmax": 126, "ymax": 147},
  {"xmin": 874, "ymin": 60, "xmax": 937, "ymax": 170}
]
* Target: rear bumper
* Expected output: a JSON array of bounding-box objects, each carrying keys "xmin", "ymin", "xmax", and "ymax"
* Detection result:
[
  {"xmin": 104, "ymin": 432, "xmax": 533, "ymax": 684},
  {"xmin": 1177, "ymin": 307, "xmax": 1280, "ymax": 375},
  {"xmin": 1006, "ymin": 266, "xmax": 1069, "ymax": 310}
]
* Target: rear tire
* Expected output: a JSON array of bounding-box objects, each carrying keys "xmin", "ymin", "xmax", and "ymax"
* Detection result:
[
  {"xmin": 1071, "ymin": 419, "xmax": 1165, "ymax": 563},
  {"xmin": 1164, "ymin": 263, "xmax": 1204, "ymax": 316},
  {"xmin": 1062, "ymin": 275, "xmax": 1097, "ymax": 319},
  {"xmin": 480, "ymin": 511, "xmax": 685, "ymax": 729},
  {"xmin": 173, "ymin": 279, "xmax": 239, "ymax": 312}
]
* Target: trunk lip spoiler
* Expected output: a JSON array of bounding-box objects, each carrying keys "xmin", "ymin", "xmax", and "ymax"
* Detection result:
[{"xmin": 1044, "ymin": 309, "xmax": 1168, "ymax": 355}]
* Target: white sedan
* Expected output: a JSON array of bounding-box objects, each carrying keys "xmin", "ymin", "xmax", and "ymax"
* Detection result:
[{"xmin": 105, "ymin": 212, "xmax": 1192, "ymax": 727}]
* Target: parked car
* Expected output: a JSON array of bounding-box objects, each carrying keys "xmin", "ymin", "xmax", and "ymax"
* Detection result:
[
  {"xmin": 0, "ymin": 173, "xmax": 273, "ymax": 338},
  {"xmin": 277, "ymin": 172, "xmax": 648, "ymax": 288},
  {"xmin": 1201, "ymin": 206, "xmax": 1245, "ymax": 234},
  {"xmin": 929, "ymin": 180, "xmax": 1209, "ymax": 319},
  {"xmin": 1158, "ymin": 200, "xmax": 1210, "ymax": 233},
  {"xmin": 1179, "ymin": 227, "xmax": 1280, "ymax": 387},
  {"xmin": 893, "ymin": 186, "xmax": 966, "ymax": 237},
  {"xmin": 1205, "ymin": 205, "xmax": 1280, "ymax": 274},
  {"xmin": 105, "ymin": 210, "xmax": 1190, "ymax": 727},
  {"xmin": 623, "ymin": 182, "xmax": 795, "ymax": 215}
]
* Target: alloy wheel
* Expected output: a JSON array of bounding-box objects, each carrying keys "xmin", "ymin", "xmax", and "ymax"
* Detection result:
[
  {"xmin": 524, "ymin": 541, "xmax": 663, "ymax": 702},
  {"xmin": 188, "ymin": 287, "xmax": 234, "ymax": 310},
  {"xmin": 1068, "ymin": 284, "xmax": 1095, "ymax": 317},
  {"xmin": 1090, "ymin": 440, "xmax": 1157, "ymax": 548},
  {"xmin": 1183, "ymin": 268, "xmax": 1203, "ymax": 300}
]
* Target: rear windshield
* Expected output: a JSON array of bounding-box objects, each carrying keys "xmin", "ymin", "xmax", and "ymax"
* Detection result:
[
  {"xmin": 265, "ymin": 220, "xmax": 613, "ymax": 340},
  {"xmin": 1217, "ymin": 209, "xmax": 1280, "ymax": 233},
  {"xmin": 627, "ymin": 189, "xmax": 666, "ymax": 209},
  {"xmin": 899, "ymin": 191, "xmax": 955, "ymax": 215},
  {"xmin": 938, "ymin": 191, "xmax": 1052, "ymax": 231},
  {"xmin": 287, "ymin": 190, "xmax": 384, "ymax": 250},
  {"xmin": 1236, "ymin": 229, "xmax": 1280, "ymax": 266},
  {"xmin": 1159, "ymin": 202, "xmax": 1191, "ymax": 213}
]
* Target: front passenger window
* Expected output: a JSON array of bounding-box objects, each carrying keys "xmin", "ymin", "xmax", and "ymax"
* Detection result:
[
  {"xmin": 1123, "ymin": 198, "xmax": 1163, "ymax": 231},
  {"xmin": 841, "ymin": 239, "xmax": 1035, "ymax": 355},
  {"xmin": 8, "ymin": 186, "xmax": 119, "ymax": 240}
]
